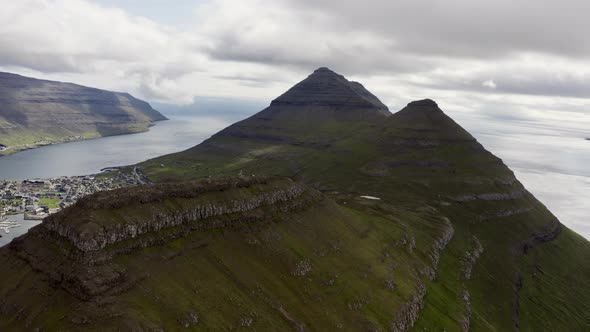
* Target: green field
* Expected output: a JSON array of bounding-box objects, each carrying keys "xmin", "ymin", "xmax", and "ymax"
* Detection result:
[{"xmin": 39, "ymin": 198, "xmax": 60, "ymax": 209}]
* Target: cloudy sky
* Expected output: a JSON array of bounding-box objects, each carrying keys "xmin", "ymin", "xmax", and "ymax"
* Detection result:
[{"xmin": 1, "ymin": 0, "xmax": 590, "ymax": 126}]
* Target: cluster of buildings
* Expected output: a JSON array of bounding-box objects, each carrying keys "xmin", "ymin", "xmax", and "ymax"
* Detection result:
[{"xmin": 0, "ymin": 170, "xmax": 144, "ymax": 221}]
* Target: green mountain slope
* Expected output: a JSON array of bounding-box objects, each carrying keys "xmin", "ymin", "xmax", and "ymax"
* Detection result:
[
  {"xmin": 0, "ymin": 72, "xmax": 167, "ymax": 155},
  {"xmin": 0, "ymin": 68, "xmax": 588, "ymax": 331}
]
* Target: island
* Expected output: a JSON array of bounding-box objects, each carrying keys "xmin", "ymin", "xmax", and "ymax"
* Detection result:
[{"xmin": 0, "ymin": 72, "xmax": 167, "ymax": 156}]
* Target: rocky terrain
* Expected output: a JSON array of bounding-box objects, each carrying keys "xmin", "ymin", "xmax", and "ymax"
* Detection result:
[
  {"xmin": 43, "ymin": 177, "xmax": 314, "ymax": 252},
  {"xmin": 0, "ymin": 72, "xmax": 166, "ymax": 155},
  {"xmin": 0, "ymin": 68, "xmax": 589, "ymax": 331},
  {"xmin": 7, "ymin": 177, "xmax": 320, "ymax": 302}
]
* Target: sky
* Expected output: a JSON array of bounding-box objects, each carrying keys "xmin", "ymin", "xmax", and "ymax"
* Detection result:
[{"xmin": 0, "ymin": 0, "xmax": 589, "ymax": 124}]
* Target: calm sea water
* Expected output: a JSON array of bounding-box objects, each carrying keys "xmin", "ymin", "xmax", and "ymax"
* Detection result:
[
  {"xmin": 0, "ymin": 214, "xmax": 38, "ymax": 247},
  {"xmin": 0, "ymin": 115, "xmax": 237, "ymax": 180},
  {"xmin": 453, "ymin": 112, "xmax": 590, "ymax": 239},
  {"xmin": 0, "ymin": 103, "xmax": 588, "ymax": 243}
]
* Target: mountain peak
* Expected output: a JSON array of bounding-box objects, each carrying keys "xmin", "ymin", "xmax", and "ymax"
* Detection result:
[
  {"xmin": 396, "ymin": 99, "xmax": 444, "ymax": 116},
  {"xmin": 312, "ymin": 66, "xmax": 338, "ymax": 74},
  {"xmin": 407, "ymin": 99, "xmax": 438, "ymax": 108},
  {"xmin": 389, "ymin": 99, "xmax": 474, "ymax": 140},
  {"xmin": 270, "ymin": 68, "xmax": 390, "ymax": 115}
]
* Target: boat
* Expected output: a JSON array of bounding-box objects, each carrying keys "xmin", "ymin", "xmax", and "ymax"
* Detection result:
[{"xmin": 0, "ymin": 213, "xmax": 19, "ymax": 233}]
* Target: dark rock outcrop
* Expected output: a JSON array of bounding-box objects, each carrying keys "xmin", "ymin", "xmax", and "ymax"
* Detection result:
[
  {"xmin": 44, "ymin": 177, "xmax": 312, "ymax": 252},
  {"xmin": 391, "ymin": 282, "xmax": 427, "ymax": 332},
  {"xmin": 9, "ymin": 177, "xmax": 321, "ymax": 300},
  {"xmin": 460, "ymin": 236, "xmax": 484, "ymax": 280}
]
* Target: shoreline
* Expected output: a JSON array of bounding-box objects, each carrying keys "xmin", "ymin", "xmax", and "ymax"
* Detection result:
[{"xmin": 0, "ymin": 119, "xmax": 167, "ymax": 158}]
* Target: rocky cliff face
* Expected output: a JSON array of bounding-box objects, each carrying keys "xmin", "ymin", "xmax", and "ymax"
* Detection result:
[
  {"xmin": 0, "ymin": 71, "xmax": 166, "ymax": 154},
  {"xmin": 43, "ymin": 177, "xmax": 313, "ymax": 252},
  {"xmin": 9, "ymin": 177, "xmax": 321, "ymax": 300}
]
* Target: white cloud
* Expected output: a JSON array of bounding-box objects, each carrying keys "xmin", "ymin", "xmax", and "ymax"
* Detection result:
[
  {"xmin": 1, "ymin": 0, "xmax": 590, "ymax": 116},
  {"xmin": 482, "ymin": 80, "xmax": 497, "ymax": 89}
]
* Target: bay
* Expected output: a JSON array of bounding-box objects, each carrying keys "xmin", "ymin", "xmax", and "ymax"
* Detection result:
[{"xmin": 0, "ymin": 115, "xmax": 236, "ymax": 180}]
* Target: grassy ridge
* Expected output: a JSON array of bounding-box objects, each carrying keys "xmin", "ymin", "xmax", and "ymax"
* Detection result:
[{"xmin": 131, "ymin": 99, "xmax": 590, "ymax": 331}]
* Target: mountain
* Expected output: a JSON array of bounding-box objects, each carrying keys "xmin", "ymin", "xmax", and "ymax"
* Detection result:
[
  {"xmin": 1, "ymin": 68, "xmax": 589, "ymax": 331},
  {"xmin": 271, "ymin": 67, "xmax": 389, "ymax": 115},
  {"xmin": 0, "ymin": 72, "xmax": 166, "ymax": 155}
]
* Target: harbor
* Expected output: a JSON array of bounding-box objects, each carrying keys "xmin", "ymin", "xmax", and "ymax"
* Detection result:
[
  {"xmin": 0, "ymin": 170, "xmax": 147, "ymax": 247},
  {"xmin": 0, "ymin": 213, "xmax": 37, "ymax": 247},
  {"xmin": 0, "ymin": 212, "xmax": 20, "ymax": 235}
]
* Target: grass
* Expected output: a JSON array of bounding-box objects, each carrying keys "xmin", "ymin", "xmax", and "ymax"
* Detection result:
[{"xmin": 39, "ymin": 198, "xmax": 59, "ymax": 209}]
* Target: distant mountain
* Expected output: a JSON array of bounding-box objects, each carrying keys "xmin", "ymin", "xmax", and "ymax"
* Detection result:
[
  {"xmin": 0, "ymin": 72, "xmax": 166, "ymax": 155},
  {"xmin": 212, "ymin": 67, "xmax": 390, "ymax": 147},
  {"xmin": 1, "ymin": 68, "xmax": 589, "ymax": 331},
  {"xmin": 271, "ymin": 67, "xmax": 390, "ymax": 114}
]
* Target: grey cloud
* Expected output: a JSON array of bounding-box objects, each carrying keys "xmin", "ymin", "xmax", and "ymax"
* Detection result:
[
  {"xmin": 283, "ymin": 0, "xmax": 590, "ymax": 59},
  {"xmin": 3, "ymin": 0, "xmax": 590, "ymax": 104},
  {"xmin": 204, "ymin": 36, "xmax": 435, "ymax": 76},
  {"xmin": 195, "ymin": 0, "xmax": 590, "ymax": 102},
  {"xmin": 416, "ymin": 70, "xmax": 590, "ymax": 99},
  {"xmin": 201, "ymin": 0, "xmax": 590, "ymax": 67},
  {"xmin": 0, "ymin": 50, "xmax": 82, "ymax": 73}
]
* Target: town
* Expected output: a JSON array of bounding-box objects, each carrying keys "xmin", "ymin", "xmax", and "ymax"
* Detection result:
[{"xmin": 0, "ymin": 168, "xmax": 146, "ymax": 227}]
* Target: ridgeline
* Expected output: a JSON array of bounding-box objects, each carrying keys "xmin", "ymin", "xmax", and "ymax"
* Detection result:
[
  {"xmin": 0, "ymin": 72, "xmax": 166, "ymax": 155},
  {"xmin": 0, "ymin": 68, "xmax": 588, "ymax": 331}
]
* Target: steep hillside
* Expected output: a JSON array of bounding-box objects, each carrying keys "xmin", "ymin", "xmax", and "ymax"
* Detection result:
[
  {"xmin": 0, "ymin": 68, "xmax": 588, "ymax": 331},
  {"xmin": 0, "ymin": 177, "xmax": 449, "ymax": 331},
  {"xmin": 137, "ymin": 69, "xmax": 590, "ymax": 331},
  {"xmin": 0, "ymin": 72, "xmax": 166, "ymax": 155}
]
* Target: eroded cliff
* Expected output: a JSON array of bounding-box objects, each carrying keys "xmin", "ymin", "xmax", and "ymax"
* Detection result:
[{"xmin": 8, "ymin": 177, "xmax": 321, "ymax": 301}]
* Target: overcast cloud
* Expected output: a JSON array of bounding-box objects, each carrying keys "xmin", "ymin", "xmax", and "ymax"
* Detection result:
[{"xmin": 0, "ymin": 0, "xmax": 590, "ymax": 122}]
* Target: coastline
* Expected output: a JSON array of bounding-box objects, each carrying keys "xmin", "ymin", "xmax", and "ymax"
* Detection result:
[{"xmin": 0, "ymin": 119, "xmax": 168, "ymax": 157}]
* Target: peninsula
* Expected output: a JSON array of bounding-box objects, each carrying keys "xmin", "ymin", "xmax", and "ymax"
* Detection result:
[{"xmin": 0, "ymin": 72, "xmax": 166, "ymax": 155}]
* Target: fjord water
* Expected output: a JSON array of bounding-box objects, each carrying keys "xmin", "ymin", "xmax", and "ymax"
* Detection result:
[
  {"xmin": 0, "ymin": 102, "xmax": 588, "ymax": 239},
  {"xmin": 0, "ymin": 115, "xmax": 238, "ymax": 180}
]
